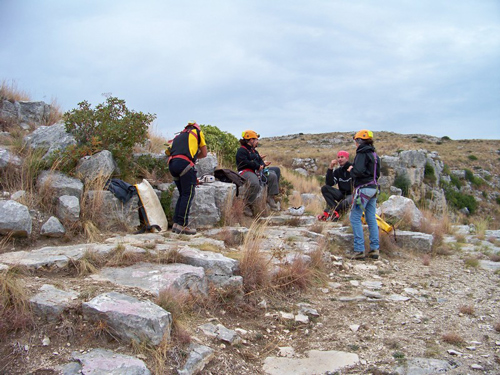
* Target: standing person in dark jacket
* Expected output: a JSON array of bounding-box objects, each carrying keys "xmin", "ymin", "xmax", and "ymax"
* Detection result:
[
  {"xmin": 236, "ymin": 130, "xmax": 280, "ymax": 217},
  {"xmin": 347, "ymin": 129, "xmax": 381, "ymax": 260},
  {"xmin": 319, "ymin": 150, "xmax": 353, "ymax": 221},
  {"xmin": 168, "ymin": 121, "xmax": 207, "ymax": 235}
]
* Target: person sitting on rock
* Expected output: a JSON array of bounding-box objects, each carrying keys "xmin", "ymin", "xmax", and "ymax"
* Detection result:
[
  {"xmin": 236, "ymin": 130, "xmax": 280, "ymax": 217},
  {"xmin": 319, "ymin": 150, "xmax": 353, "ymax": 221}
]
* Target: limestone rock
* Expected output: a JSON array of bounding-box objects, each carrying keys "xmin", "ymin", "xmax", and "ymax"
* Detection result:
[
  {"xmin": 29, "ymin": 284, "xmax": 79, "ymax": 322},
  {"xmin": 75, "ymin": 150, "xmax": 117, "ymax": 183},
  {"xmin": 40, "ymin": 216, "xmax": 66, "ymax": 238},
  {"xmin": 0, "ymin": 199, "xmax": 32, "ymax": 237}
]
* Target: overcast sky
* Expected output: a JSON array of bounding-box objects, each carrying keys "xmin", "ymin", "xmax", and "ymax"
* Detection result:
[{"xmin": 1, "ymin": 0, "xmax": 499, "ymax": 140}]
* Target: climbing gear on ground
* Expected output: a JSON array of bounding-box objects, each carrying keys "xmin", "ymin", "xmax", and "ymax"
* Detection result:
[
  {"xmin": 214, "ymin": 169, "xmax": 246, "ymax": 196},
  {"xmin": 242, "ymin": 130, "xmax": 260, "ymax": 139},
  {"xmin": 199, "ymin": 175, "xmax": 215, "ymax": 183},
  {"xmin": 368, "ymin": 249, "xmax": 380, "ymax": 259},
  {"xmin": 353, "ymin": 129, "xmax": 373, "ymax": 140},
  {"xmin": 134, "ymin": 179, "xmax": 169, "ymax": 234},
  {"xmin": 289, "ymin": 206, "xmax": 305, "ymax": 216}
]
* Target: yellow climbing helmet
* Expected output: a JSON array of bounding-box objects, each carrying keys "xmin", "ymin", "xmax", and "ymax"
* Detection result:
[
  {"xmin": 242, "ymin": 130, "xmax": 260, "ymax": 139},
  {"xmin": 353, "ymin": 129, "xmax": 373, "ymax": 140}
]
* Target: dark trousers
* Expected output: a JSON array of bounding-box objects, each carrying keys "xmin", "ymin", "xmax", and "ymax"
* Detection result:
[
  {"xmin": 169, "ymin": 158, "xmax": 197, "ymax": 227},
  {"xmin": 321, "ymin": 185, "xmax": 352, "ymax": 214}
]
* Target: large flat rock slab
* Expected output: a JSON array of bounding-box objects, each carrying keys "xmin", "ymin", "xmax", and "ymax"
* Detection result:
[
  {"xmin": 263, "ymin": 349, "xmax": 359, "ymax": 375},
  {"xmin": 0, "ymin": 243, "xmax": 115, "ymax": 269},
  {"xmin": 91, "ymin": 262, "xmax": 207, "ymax": 295}
]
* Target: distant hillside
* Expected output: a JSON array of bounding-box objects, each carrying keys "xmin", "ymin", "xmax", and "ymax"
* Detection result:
[{"xmin": 259, "ymin": 131, "xmax": 500, "ymax": 223}]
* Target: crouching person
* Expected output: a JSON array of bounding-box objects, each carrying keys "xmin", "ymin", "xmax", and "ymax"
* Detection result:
[
  {"xmin": 236, "ymin": 130, "xmax": 280, "ymax": 217},
  {"xmin": 168, "ymin": 121, "xmax": 207, "ymax": 234},
  {"xmin": 319, "ymin": 150, "xmax": 353, "ymax": 221}
]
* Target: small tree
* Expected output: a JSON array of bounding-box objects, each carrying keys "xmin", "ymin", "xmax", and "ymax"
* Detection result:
[
  {"xmin": 64, "ymin": 97, "xmax": 156, "ymax": 171},
  {"xmin": 200, "ymin": 124, "xmax": 239, "ymax": 168}
]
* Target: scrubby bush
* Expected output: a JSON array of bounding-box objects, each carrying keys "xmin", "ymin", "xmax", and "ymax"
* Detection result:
[
  {"xmin": 468, "ymin": 155, "xmax": 478, "ymax": 161},
  {"xmin": 443, "ymin": 186, "xmax": 478, "ymax": 214},
  {"xmin": 394, "ymin": 173, "xmax": 411, "ymax": 197},
  {"xmin": 441, "ymin": 136, "xmax": 451, "ymax": 141},
  {"xmin": 464, "ymin": 168, "xmax": 483, "ymax": 187},
  {"xmin": 63, "ymin": 96, "xmax": 156, "ymax": 172},
  {"xmin": 424, "ymin": 162, "xmax": 436, "ymax": 185},
  {"xmin": 200, "ymin": 124, "xmax": 239, "ymax": 168}
]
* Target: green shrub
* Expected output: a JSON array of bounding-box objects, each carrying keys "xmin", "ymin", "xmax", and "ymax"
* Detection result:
[
  {"xmin": 424, "ymin": 163, "xmax": 436, "ymax": 185},
  {"xmin": 200, "ymin": 124, "xmax": 239, "ymax": 168},
  {"xmin": 444, "ymin": 188, "xmax": 477, "ymax": 214},
  {"xmin": 378, "ymin": 191, "xmax": 390, "ymax": 204},
  {"xmin": 468, "ymin": 155, "xmax": 478, "ymax": 161},
  {"xmin": 415, "ymin": 138, "xmax": 424, "ymax": 143},
  {"xmin": 464, "ymin": 169, "xmax": 483, "ymax": 187},
  {"xmin": 160, "ymin": 185, "xmax": 176, "ymax": 223},
  {"xmin": 132, "ymin": 154, "xmax": 170, "ymax": 181},
  {"xmin": 64, "ymin": 96, "xmax": 156, "ymax": 172},
  {"xmin": 394, "ymin": 173, "xmax": 411, "ymax": 197},
  {"xmin": 441, "ymin": 136, "xmax": 451, "ymax": 141},
  {"xmin": 442, "ymin": 164, "xmax": 451, "ymax": 175},
  {"xmin": 496, "ymin": 196, "xmax": 500, "ymax": 205},
  {"xmin": 446, "ymin": 175, "xmax": 462, "ymax": 189}
]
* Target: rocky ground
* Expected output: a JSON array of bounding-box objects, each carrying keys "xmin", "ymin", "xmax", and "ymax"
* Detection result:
[{"xmin": 1, "ymin": 219, "xmax": 500, "ymax": 375}]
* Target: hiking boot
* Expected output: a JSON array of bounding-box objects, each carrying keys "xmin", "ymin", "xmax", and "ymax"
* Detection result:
[
  {"xmin": 317, "ymin": 211, "xmax": 330, "ymax": 221},
  {"xmin": 243, "ymin": 206, "xmax": 253, "ymax": 217},
  {"xmin": 330, "ymin": 210, "xmax": 340, "ymax": 222},
  {"xmin": 368, "ymin": 249, "xmax": 380, "ymax": 259},
  {"xmin": 171, "ymin": 223, "xmax": 180, "ymax": 233},
  {"xmin": 346, "ymin": 250, "xmax": 365, "ymax": 260},
  {"xmin": 267, "ymin": 196, "xmax": 279, "ymax": 211},
  {"xmin": 173, "ymin": 224, "xmax": 197, "ymax": 235}
]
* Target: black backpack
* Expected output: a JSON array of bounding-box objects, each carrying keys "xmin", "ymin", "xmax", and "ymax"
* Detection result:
[{"xmin": 214, "ymin": 169, "xmax": 246, "ymax": 196}]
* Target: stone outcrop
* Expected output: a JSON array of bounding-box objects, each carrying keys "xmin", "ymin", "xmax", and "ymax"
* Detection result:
[
  {"xmin": 24, "ymin": 122, "xmax": 76, "ymax": 159},
  {"xmin": 0, "ymin": 199, "xmax": 32, "ymax": 237},
  {"xmin": 82, "ymin": 292, "xmax": 172, "ymax": 345},
  {"xmin": 75, "ymin": 150, "xmax": 117, "ymax": 183}
]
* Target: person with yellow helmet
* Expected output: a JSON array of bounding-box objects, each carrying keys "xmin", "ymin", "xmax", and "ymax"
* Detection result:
[
  {"xmin": 168, "ymin": 121, "xmax": 207, "ymax": 235},
  {"xmin": 346, "ymin": 129, "xmax": 381, "ymax": 260},
  {"xmin": 236, "ymin": 130, "xmax": 281, "ymax": 216}
]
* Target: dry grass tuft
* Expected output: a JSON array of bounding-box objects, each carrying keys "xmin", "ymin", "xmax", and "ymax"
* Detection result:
[
  {"xmin": 464, "ymin": 257, "xmax": 479, "ymax": 268},
  {"xmin": 155, "ymin": 288, "xmax": 194, "ymax": 323},
  {"xmin": 459, "ymin": 305, "xmax": 475, "ymax": 315},
  {"xmin": 215, "ymin": 228, "xmax": 244, "ymax": 247},
  {"xmin": 473, "ymin": 218, "xmax": 489, "ymax": 240},
  {"xmin": 221, "ymin": 197, "xmax": 245, "ymax": 227},
  {"xmin": 151, "ymin": 249, "xmax": 185, "ymax": 264},
  {"xmin": 309, "ymin": 222, "xmax": 324, "ymax": 234},
  {"xmin": 46, "ymin": 98, "xmax": 63, "ymax": 125},
  {"xmin": 0, "ymin": 269, "xmax": 33, "ymax": 339},
  {"xmin": 0, "ymin": 79, "xmax": 31, "ymax": 101},
  {"xmin": 68, "ymin": 250, "xmax": 106, "ymax": 276},
  {"xmin": 105, "ymin": 244, "xmax": 144, "ymax": 267},
  {"xmin": 441, "ymin": 332, "xmax": 464, "ymax": 346},
  {"xmin": 379, "ymin": 231, "xmax": 399, "ymax": 257},
  {"xmin": 281, "ymin": 167, "xmax": 321, "ymax": 195},
  {"xmin": 239, "ymin": 219, "xmax": 271, "ymax": 293},
  {"xmin": 273, "ymin": 256, "xmax": 312, "ymax": 291}
]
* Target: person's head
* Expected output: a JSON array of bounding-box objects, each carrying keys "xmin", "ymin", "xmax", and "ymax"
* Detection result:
[
  {"xmin": 186, "ymin": 121, "xmax": 200, "ymax": 131},
  {"xmin": 337, "ymin": 150, "xmax": 349, "ymax": 166},
  {"xmin": 353, "ymin": 129, "xmax": 374, "ymax": 147},
  {"xmin": 240, "ymin": 129, "xmax": 260, "ymax": 147}
]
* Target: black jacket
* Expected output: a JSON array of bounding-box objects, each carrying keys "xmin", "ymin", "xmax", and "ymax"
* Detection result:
[
  {"xmin": 236, "ymin": 144, "xmax": 264, "ymax": 172},
  {"xmin": 325, "ymin": 162, "xmax": 353, "ymax": 196},
  {"xmin": 351, "ymin": 144, "xmax": 380, "ymax": 188}
]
